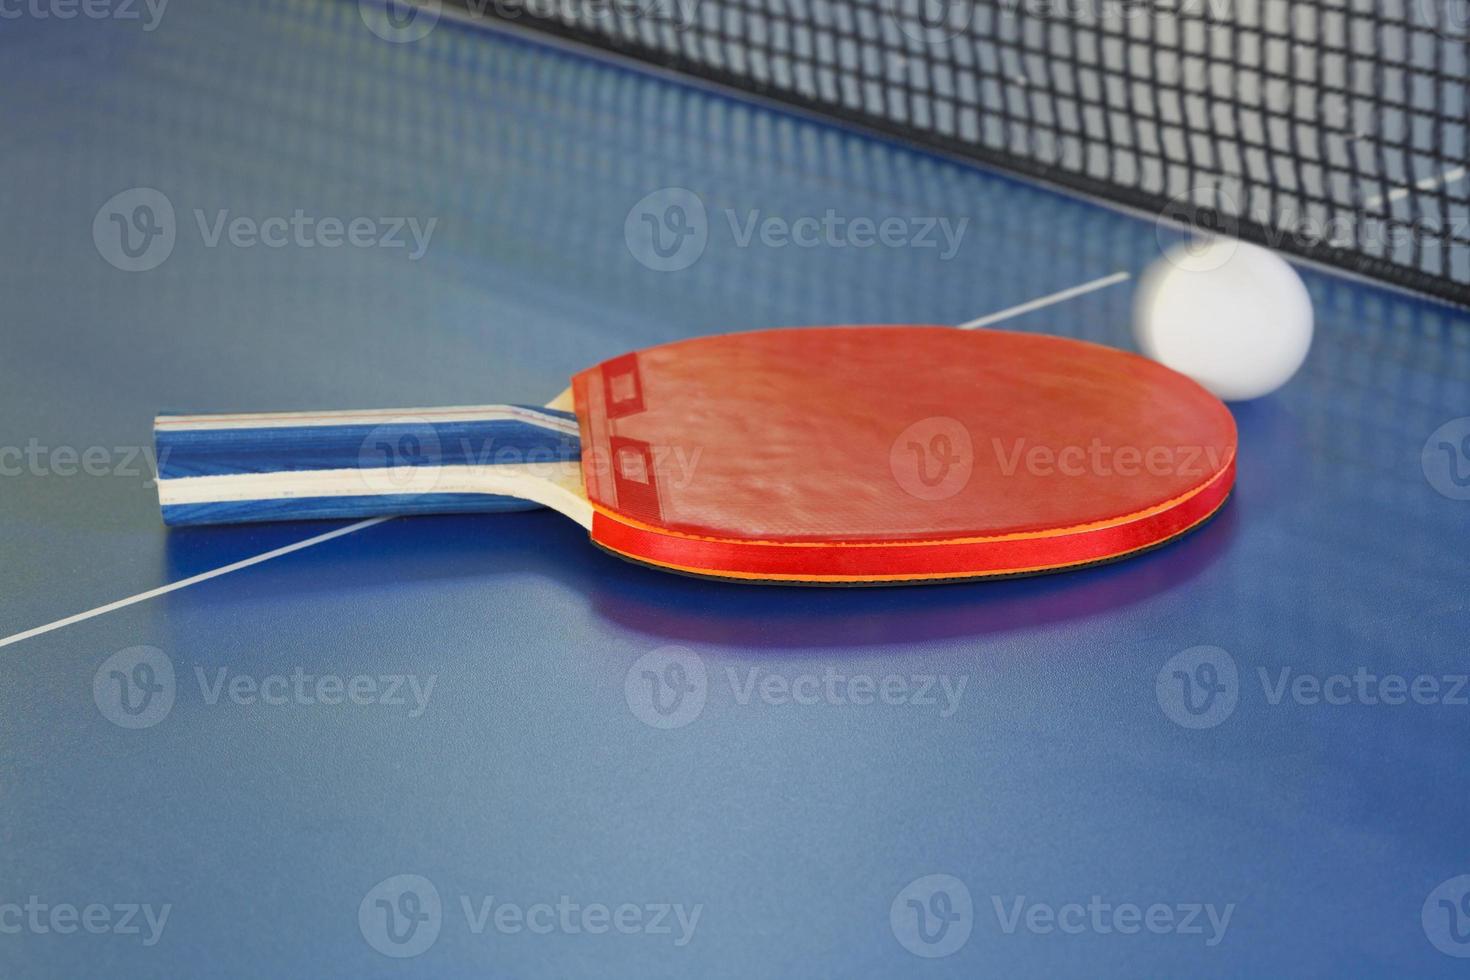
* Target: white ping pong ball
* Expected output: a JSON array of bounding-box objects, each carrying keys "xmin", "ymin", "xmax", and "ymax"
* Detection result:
[{"xmin": 1134, "ymin": 239, "xmax": 1314, "ymax": 401}]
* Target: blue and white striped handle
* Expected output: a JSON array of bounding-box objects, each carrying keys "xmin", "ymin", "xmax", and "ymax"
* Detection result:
[{"xmin": 154, "ymin": 405, "xmax": 583, "ymax": 526}]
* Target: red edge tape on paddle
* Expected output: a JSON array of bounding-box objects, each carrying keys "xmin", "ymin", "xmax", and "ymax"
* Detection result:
[{"xmin": 589, "ymin": 457, "xmax": 1234, "ymax": 583}]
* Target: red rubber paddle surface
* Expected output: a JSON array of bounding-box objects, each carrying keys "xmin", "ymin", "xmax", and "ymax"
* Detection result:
[{"xmin": 570, "ymin": 326, "xmax": 1236, "ymax": 583}]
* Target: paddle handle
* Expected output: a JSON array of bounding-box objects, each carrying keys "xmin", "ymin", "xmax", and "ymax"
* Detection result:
[{"xmin": 153, "ymin": 405, "xmax": 582, "ymax": 526}]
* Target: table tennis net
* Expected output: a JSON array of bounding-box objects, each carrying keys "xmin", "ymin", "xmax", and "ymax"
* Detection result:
[{"xmin": 452, "ymin": 0, "xmax": 1469, "ymax": 304}]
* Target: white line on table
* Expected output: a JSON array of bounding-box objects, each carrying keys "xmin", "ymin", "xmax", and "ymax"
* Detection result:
[
  {"xmin": 3, "ymin": 271, "xmax": 1136, "ymax": 650},
  {"xmin": 957, "ymin": 271, "xmax": 1132, "ymax": 330},
  {"xmin": 1363, "ymin": 166, "xmax": 1467, "ymax": 210},
  {"xmin": 0, "ymin": 517, "xmax": 393, "ymax": 651}
]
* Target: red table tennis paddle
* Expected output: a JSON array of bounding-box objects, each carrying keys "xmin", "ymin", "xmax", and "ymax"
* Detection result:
[{"xmin": 154, "ymin": 326, "xmax": 1236, "ymax": 584}]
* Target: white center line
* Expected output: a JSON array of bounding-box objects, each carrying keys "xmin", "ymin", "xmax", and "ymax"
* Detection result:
[
  {"xmin": 1363, "ymin": 166, "xmax": 1467, "ymax": 210},
  {"xmin": 957, "ymin": 271, "xmax": 1132, "ymax": 330},
  {"xmin": 0, "ymin": 517, "xmax": 393, "ymax": 651},
  {"xmin": 5, "ymin": 273, "xmax": 1134, "ymax": 650}
]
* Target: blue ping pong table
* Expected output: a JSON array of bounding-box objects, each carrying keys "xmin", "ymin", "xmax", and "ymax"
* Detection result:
[{"xmin": 2, "ymin": 1, "xmax": 1469, "ymax": 976}]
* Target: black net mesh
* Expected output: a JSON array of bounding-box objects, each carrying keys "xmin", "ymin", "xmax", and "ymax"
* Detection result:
[{"xmin": 448, "ymin": 0, "xmax": 1470, "ymax": 304}]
